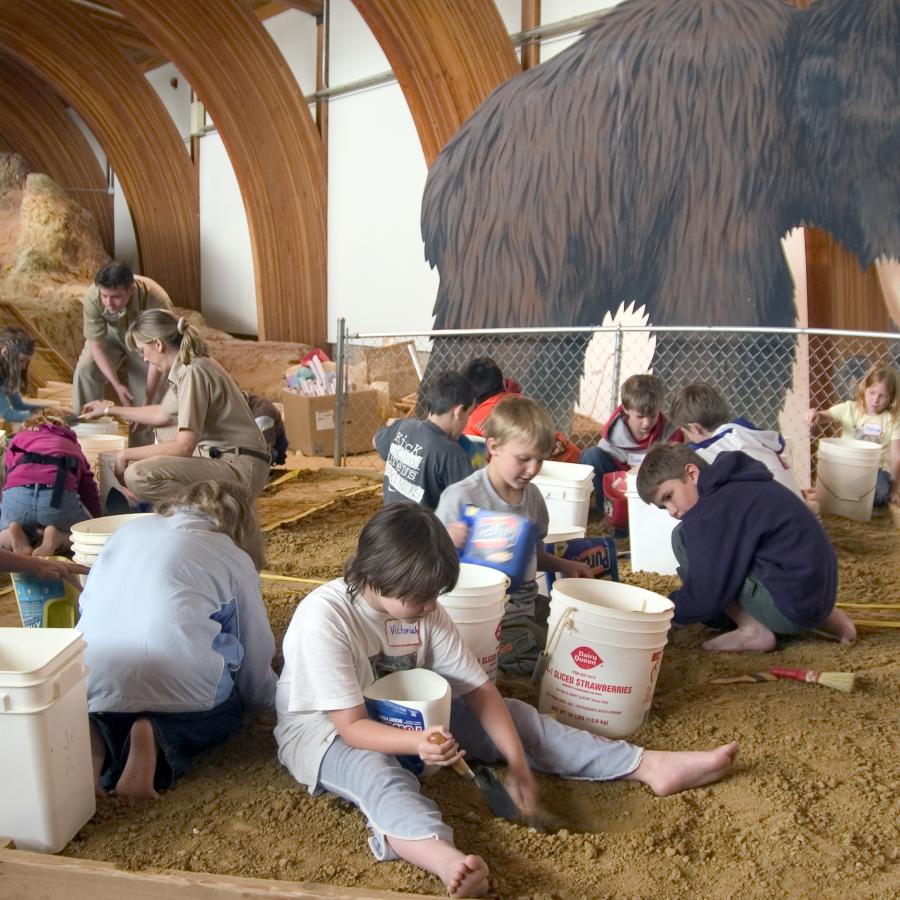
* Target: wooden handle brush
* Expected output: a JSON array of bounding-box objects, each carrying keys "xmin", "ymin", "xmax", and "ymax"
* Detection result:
[{"xmin": 711, "ymin": 667, "xmax": 855, "ymax": 693}]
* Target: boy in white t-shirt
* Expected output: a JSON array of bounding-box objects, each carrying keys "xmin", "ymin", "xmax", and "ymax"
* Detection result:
[
  {"xmin": 806, "ymin": 363, "xmax": 900, "ymax": 507},
  {"xmin": 275, "ymin": 504, "xmax": 739, "ymax": 898}
]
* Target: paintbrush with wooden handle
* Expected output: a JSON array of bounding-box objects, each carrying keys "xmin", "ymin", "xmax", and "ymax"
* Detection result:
[{"xmin": 711, "ymin": 667, "xmax": 855, "ymax": 692}]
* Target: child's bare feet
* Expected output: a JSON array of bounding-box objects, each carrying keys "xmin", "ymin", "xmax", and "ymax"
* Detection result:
[
  {"xmin": 7, "ymin": 522, "xmax": 33, "ymax": 556},
  {"xmin": 627, "ymin": 741, "xmax": 739, "ymax": 796},
  {"xmin": 818, "ymin": 608, "xmax": 856, "ymax": 645},
  {"xmin": 114, "ymin": 718, "xmax": 159, "ymax": 799},
  {"xmin": 702, "ymin": 625, "xmax": 776, "ymax": 652},
  {"xmin": 387, "ymin": 837, "xmax": 489, "ymax": 899},
  {"xmin": 89, "ymin": 721, "xmax": 108, "ymax": 799},
  {"xmin": 446, "ymin": 855, "xmax": 489, "ymax": 898},
  {"xmin": 33, "ymin": 525, "xmax": 65, "ymax": 558}
]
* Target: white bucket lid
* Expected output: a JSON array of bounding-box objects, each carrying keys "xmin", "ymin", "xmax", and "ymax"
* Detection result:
[
  {"xmin": 71, "ymin": 513, "xmax": 152, "ymax": 544},
  {"xmin": 545, "ymin": 524, "xmax": 586, "ymax": 543},
  {"xmin": 533, "ymin": 459, "xmax": 594, "ymax": 487},
  {"xmin": 363, "ymin": 668, "xmax": 450, "ymax": 703},
  {"xmin": 552, "ymin": 578, "xmax": 674, "ymax": 620},
  {"xmin": 446, "ymin": 563, "xmax": 510, "ymax": 593},
  {"xmin": 73, "ymin": 419, "xmax": 118, "ymax": 436}
]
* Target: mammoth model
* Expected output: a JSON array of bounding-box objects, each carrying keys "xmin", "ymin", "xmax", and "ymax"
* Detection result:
[{"xmin": 421, "ymin": 0, "xmax": 900, "ymax": 429}]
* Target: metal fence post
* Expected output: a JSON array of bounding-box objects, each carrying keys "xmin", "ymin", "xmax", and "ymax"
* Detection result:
[
  {"xmin": 609, "ymin": 323, "xmax": 623, "ymax": 412},
  {"xmin": 333, "ymin": 317, "xmax": 346, "ymax": 468}
]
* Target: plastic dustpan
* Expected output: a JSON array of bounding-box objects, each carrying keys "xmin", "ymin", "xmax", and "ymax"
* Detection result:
[{"xmin": 42, "ymin": 596, "xmax": 78, "ymax": 628}]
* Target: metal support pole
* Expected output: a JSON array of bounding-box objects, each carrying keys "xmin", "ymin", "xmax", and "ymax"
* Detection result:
[
  {"xmin": 333, "ymin": 317, "xmax": 346, "ymax": 468},
  {"xmin": 609, "ymin": 324, "xmax": 623, "ymax": 414}
]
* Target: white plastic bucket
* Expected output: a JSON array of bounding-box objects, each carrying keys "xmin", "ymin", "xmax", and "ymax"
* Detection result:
[
  {"xmin": 538, "ymin": 579, "xmax": 673, "ymax": 739},
  {"xmin": 0, "ymin": 628, "xmax": 95, "ymax": 852},
  {"xmin": 76, "ymin": 433, "xmax": 127, "ymax": 513},
  {"xmin": 816, "ymin": 438, "xmax": 882, "ymax": 522},
  {"xmin": 531, "ymin": 460, "xmax": 594, "ymax": 529},
  {"xmin": 438, "ymin": 563, "xmax": 509, "ymax": 681},
  {"xmin": 363, "ymin": 669, "xmax": 451, "ymax": 731},
  {"xmin": 70, "ymin": 513, "xmax": 151, "ymax": 547},
  {"xmin": 545, "ymin": 523, "xmax": 587, "ymax": 545},
  {"xmin": 73, "ymin": 418, "xmax": 118, "ymax": 437},
  {"xmin": 625, "ymin": 471, "xmax": 678, "ymax": 575}
]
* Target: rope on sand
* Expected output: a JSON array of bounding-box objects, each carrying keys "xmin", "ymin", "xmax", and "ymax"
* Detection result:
[
  {"xmin": 260, "ymin": 571, "xmax": 325, "ymax": 586},
  {"xmin": 265, "ymin": 469, "xmax": 302, "ymax": 490},
  {"xmin": 838, "ymin": 603, "xmax": 900, "ymax": 610},
  {"xmin": 261, "ymin": 484, "xmax": 381, "ymax": 532},
  {"xmin": 849, "ymin": 619, "xmax": 900, "ymax": 629}
]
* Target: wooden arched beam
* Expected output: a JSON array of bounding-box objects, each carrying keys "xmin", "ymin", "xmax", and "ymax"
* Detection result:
[
  {"xmin": 351, "ymin": 0, "xmax": 520, "ymax": 165},
  {"xmin": 109, "ymin": 0, "xmax": 327, "ymax": 344},
  {"xmin": 0, "ymin": 53, "xmax": 113, "ymax": 253},
  {"xmin": 0, "ymin": 0, "xmax": 199, "ymax": 308}
]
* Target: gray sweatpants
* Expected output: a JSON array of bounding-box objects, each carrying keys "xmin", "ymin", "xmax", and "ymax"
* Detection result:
[{"xmin": 316, "ymin": 697, "xmax": 643, "ymax": 861}]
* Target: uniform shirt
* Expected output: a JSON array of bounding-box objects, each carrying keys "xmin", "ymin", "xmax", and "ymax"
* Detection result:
[
  {"xmin": 827, "ymin": 401, "xmax": 900, "ymax": 471},
  {"xmin": 374, "ymin": 418, "xmax": 472, "ymax": 509},
  {"xmin": 82, "ymin": 275, "xmax": 173, "ymax": 342},
  {"xmin": 435, "ymin": 467, "xmax": 549, "ymax": 618},
  {"xmin": 168, "ymin": 355, "xmax": 267, "ymax": 454},
  {"xmin": 79, "ymin": 510, "xmax": 277, "ymax": 713},
  {"xmin": 274, "ymin": 579, "xmax": 488, "ymax": 792}
]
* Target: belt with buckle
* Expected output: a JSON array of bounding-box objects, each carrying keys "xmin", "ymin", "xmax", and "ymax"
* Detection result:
[{"xmin": 207, "ymin": 446, "xmax": 270, "ymax": 463}]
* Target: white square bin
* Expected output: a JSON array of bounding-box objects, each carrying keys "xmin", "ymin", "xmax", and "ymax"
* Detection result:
[
  {"xmin": 0, "ymin": 628, "xmax": 95, "ymax": 852},
  {"xmin": 531, "ymin": 460, "xmax": 595, "ymax": 529},
  {"xmin": 625, "ymin": 471, "xmax": 679, "ymax": 575}
]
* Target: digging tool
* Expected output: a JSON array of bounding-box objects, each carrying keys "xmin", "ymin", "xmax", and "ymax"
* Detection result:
[{"xmin": 711, "ymin": 667, "xmax": 855, "ymax": 693}]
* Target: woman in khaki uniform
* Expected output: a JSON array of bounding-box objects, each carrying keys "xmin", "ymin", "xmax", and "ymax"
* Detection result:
[{"xmin": 82, "ymin": 310, "xmax": 269, "ymax": 504}]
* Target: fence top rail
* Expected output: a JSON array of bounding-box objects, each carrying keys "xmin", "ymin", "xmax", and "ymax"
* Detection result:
[{"xmin": 348, "ymin": 325, "xmax": 900, "ymax": 341}]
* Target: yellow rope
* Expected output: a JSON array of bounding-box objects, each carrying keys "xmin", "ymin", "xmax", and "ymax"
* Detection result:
[
  {"xmin": 850, "ymin": 619, "xmax": 900, "ymax": 629},
  {"xmin": 260, "ymin": 571, "xmax": 325, "ymax": 586},
  {"xmin": 838, "ymin": 603, "xmax": 900, "ymax": 610},
  {"xmin": 265, "ymin": 469, "xmax": 302, "ymax": 490},
  {"xmin": 261, "ymin": 484, "xmax": 380, "ymax": 532}
]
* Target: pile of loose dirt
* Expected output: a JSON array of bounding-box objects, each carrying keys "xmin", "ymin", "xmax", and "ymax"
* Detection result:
[{"xmin": 59, "ymin": 478, "xmax": 900, "ymax": 897}]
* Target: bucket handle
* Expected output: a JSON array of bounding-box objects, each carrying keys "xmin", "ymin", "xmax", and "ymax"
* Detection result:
[
  {"xmin": 817, "ymin": 475, "xmax": 876, "ymax": 504},
  {"xmin": 531, "ymin": 605, "xmax": 577, "ymax": 686}
]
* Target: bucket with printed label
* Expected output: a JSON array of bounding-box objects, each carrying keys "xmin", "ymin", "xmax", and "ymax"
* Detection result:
[
  {"xmin": 364, "ymin": 669, "xmax": 451, "ymax": 776},
  {"xmin": 816, "ymin": 438, "xmax": 881, "ymax": 522},
  {"xmin": 438, "ymin": 563, "xmax": 509, "ymax": 681},
  {"xmin": 11, "ymin": 565, "xmax": 80, "ymax": 629},
  {"xmin": 537, "ymin": 578, "xmax": 673, "ymax": 739}
]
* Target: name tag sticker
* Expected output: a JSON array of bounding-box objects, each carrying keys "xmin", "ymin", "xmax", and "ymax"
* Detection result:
[
  {"xmin": 862, "ymin": 422, "xmax": 883, "ymax": 437},
  {"xmin": 385, "ymin": 619, "xmax": 421, "ymax": 648},
  {"xmin": 627, "ymin": 452, "xmax": 646, "ymax": 468}
]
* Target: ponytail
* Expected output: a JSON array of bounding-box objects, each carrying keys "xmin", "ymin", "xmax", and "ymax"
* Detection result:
[{"xmin": 126, "ymin": 309, "xmax": 207, "ymax": 365}]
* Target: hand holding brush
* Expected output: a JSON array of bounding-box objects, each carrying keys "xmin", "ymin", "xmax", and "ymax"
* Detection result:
[{"xmin": 711, "ymin": 667, "xmax": 855, "ymax": 693}]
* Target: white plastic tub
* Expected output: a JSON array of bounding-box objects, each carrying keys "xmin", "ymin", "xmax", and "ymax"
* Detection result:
[
  {"xmin": 625, "ymin": 471, "xmax": 679, "ymax": 575},
  {"xmin": 0, "ymin": 628, "xmax": 95, "ymax": 852},
  {"xmin": 531, "ymin": 460, "xmax": 594, "ymax": 529}
]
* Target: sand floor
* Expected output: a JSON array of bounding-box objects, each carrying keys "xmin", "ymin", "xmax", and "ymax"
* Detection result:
[{"xmin": 31, "ymin": 473, "xmax": 899, "ymax": 898}]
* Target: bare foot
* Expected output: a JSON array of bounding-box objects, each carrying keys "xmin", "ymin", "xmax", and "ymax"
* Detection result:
[
  {"xmin": 7, "ymin": 523, "xmax": 33, "ymax": 556},
  {"xmin": 818, "ymin": 608, "xmax": 856, "ymax": 645},
  {"xmin": 114, "ymin": 718, "xmax": 159, "ymax": 799},
  {"xmin": 628, "ymin": 742, "xmax": 739, "ymax": 796},
  {"xmin": 33, "ymin": 525, "xmax": 65, "ymax": 558},
  {"xmin": 386, "ymin": 837, "xmax": 489, "ymax": 899},
  {"xmin": 89, "ymin": 722, "xmax": 108, "ymax": 799},
  {"xmin": 446, "ymin": 855, "xmax": 489, "ymax": 898},
  {"xmin": 702, "ymin": 625, "xmax": 776, "ymax": 652}
]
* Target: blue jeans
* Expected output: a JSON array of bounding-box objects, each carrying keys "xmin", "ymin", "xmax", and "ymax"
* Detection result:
[
  {"xmin": 0, "ymin": 485, "xmax": 92, "ymax": 541},
  {"xmin": 90, "ymin": 689, "xmax": 244, "ymax": 792},
  {"xmin": 579, "ymin": 446, "xmax": 619, "ymax": 508},
  {"xmin": 874, "ymin": 469, "xmax": 891, "ymax": 507}
]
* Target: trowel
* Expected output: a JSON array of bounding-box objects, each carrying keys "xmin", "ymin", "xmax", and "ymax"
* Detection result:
[{"xmin": 427, "ymin": 733, "xmax": 563, "ymax": 832}]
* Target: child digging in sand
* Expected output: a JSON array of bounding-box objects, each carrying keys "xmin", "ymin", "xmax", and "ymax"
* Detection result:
[
  {"xmin": 0, "ymin": 411, "xmax": 101, "ymax": 556},
  {"xmin": 275, "ymin": 503, "xmax": 739, "ymax": 898},
  {"xmin": 637, "ymin": 443, "xmax": 856, "ymax": 652},
  {"xmin": 78, "ymin": 480, "xmax": 276, "ymax": 799}
]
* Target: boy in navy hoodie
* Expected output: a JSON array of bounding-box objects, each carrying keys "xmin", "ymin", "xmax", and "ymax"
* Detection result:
[{"xmin": 636, "ymin": 444, "xmax": 855, "ymax": 652}]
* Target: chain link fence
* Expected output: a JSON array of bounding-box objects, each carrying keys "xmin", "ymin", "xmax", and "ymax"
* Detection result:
[{"xmin": 329, "ymin": 321, "xmax": 899, "ymax": 489}]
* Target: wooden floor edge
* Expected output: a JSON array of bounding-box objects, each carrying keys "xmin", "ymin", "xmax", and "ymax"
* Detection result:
[{"xmin": 0, "ymin": 844, "xmax": 429, "ymax": 899}]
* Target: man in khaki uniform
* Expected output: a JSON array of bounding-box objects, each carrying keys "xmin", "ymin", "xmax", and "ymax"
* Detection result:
[{"xmin": 73, "ymin": 261, "xmax": 173, "ymax": 445}]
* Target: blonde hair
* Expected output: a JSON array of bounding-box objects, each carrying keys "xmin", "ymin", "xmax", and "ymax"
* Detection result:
[
  {"xmin": 22, "ymin": 410, "xmax": 70, "ymax": 430},
  {"xmin": 855, "ymin": 363, "xmax": 899, "ymax": 421},
  {"xmin": 126, "ymin": 309, "xmax": 207, "ymax": 366},
  {"xmin": 0, "ymin": 326, "xmax": 35, "ymax": 393},
  {"xmin": 155, "ymin": 480, "xmax": 266, "ymax": 571},
  {"xmin": 483, "ymin": 395, "xmax": 555, "ymax": 457}
]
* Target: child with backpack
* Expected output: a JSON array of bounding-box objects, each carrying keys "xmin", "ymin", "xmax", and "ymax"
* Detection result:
[{"xmin": 0, "ymin": 411, "xmax": 101, "ymax": 556}]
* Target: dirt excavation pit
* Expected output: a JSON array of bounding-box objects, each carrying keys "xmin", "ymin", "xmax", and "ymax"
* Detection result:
[{"xmin": 61, "ymin": 473, "xmax": 899, "ymax": 898}]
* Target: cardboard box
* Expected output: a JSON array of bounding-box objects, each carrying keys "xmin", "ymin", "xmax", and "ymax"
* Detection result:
[{"xmin": 281, "ymin": 389, "xmax": 382, "ymax": 457}]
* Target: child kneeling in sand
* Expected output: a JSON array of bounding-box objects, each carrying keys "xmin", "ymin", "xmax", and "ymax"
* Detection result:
[
  {"xmin": 78, "ymin": 480, "xmax": 277, "ymax": 799},
  {"xmin": 275, "ymin": 503, "xmax": 738, "ymax": 898},
  {"xmin": 636, "ymin": 444, "xmax": 856, "ymax": 652}
]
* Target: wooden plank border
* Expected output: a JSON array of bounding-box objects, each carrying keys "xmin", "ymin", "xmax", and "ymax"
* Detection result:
[{"xmin": 0, "ymin": 843, "xmax": 426, "ymax": 899}]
